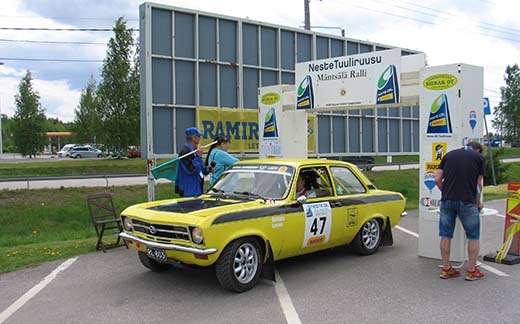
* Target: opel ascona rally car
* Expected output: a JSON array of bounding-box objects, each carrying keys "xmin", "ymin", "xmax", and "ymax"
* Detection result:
[{"xmin": 119, "ymin": 159, "xmax": 406, "ymax": 292}]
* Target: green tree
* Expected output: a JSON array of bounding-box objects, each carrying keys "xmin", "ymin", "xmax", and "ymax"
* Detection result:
[
  {"xmin": 12, "ymin": 70, "xmax": 47, "ymax": 158},
  {"xmin": 74, "ymin": 75, "xmax": 100, "ymax": 144},
  {"xmin": 493, "ymin": 64, "xmax": 520, "ymax": 143},
  {"xmin": 97, "ymin": 17, "xmax": 140, "ymax": 155}
]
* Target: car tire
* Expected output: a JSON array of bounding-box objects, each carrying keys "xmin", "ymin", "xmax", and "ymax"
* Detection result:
[
  {"xmin": 215, "ymin": 238, "xmax": 263, "ymax": 293},
  {"xmin": 138, "ymin": 251, "xmax": 172, "ymax": 272},
  {"xmin": 97, "ymin": 154, "xmax": 102, "ymax": 158},
  {"xmin": 75, "ymin": 154, "xmax": 81, "ymax": 159},
  {"xmin": 351, "ymin": 218, "xmax": 382, "ymax": 255}
]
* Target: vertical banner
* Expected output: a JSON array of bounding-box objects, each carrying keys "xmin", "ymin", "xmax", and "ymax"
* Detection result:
[
  {"xmin": 295, "ymin": 49, "xmax": 401, "ymax": 109},
  {"xmin": 418, "ymin": 64, "xmax": 484, "ymax": 260},
  {"xmin": 259, "ymin": 89, "xmax": 284, "ymax": 157}
]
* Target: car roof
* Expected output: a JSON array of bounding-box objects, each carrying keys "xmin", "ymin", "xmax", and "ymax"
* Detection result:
[{"xmin": 235, "ymin": 158, "xmax": 352, "ymax": 168}]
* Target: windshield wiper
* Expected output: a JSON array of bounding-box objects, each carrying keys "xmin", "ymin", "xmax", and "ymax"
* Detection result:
[
  {"xmin": 209, "ymin": 187, "xmax": 225, "ymax": 194},
  {"xmin": 232, "ymin": 191, "xmax": 267, "ymax": 201}
]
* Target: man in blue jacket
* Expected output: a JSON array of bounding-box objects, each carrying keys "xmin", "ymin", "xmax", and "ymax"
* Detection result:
[{"xmin": 175, "ymin": 127, "xmax": 211, "ymax": 197}]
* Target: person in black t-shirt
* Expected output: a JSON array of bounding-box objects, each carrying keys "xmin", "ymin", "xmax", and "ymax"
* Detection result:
[{"xmin": 434, "ymin": 141, "xmax": 486, "ymax": 281}]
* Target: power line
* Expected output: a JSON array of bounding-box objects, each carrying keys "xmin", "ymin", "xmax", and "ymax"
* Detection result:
[
  {"xmin": 0, "ymin": 57, "xmax": 103, "ymax": 62},
  {"xmin": 392, "ymin": 0, "xmax": 520, "ymax": 35},
  {"xmin": 0, "ymin": 38, "xmax": 106, "ymax": 45},
  {"xmin": 0, "ymin": 15, "xmax": 138, "ymax": 21},
  {"xmin": 335, "ymin": 0, "xmax": 520, "ymax": 43},
  {"xmin": 485, "ymin": 88, "xmax": 502, "ymax": 94},
  {"xmin": 0, "ymin": 27, "xmax": 138, "ymax": 32}
]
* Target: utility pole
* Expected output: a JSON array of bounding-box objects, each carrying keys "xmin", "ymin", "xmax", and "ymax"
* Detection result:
[{"xmin": 304, "ymin": 0, "xmax": 311, "ymax": 30}]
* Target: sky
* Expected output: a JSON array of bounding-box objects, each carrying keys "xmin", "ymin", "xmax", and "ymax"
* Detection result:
[{"xmin": 0, "ymin": 0, "xmax": 518, "ymax": 127}]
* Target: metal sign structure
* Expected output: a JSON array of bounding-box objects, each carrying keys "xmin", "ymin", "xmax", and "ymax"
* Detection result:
[{"xmin": 139, "ymin": 2, "xmax": 423, "ymax": 200}]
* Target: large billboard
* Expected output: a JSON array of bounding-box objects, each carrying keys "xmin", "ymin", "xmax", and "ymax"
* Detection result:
[{"xmin": 295, "ymin": 49, "xmax": 401, "ymax": 109}]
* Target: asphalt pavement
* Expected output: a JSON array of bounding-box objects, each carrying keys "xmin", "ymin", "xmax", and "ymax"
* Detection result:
[{"xmin": 1, "ymin": 199, "xmax": 519, "ymax": 324}]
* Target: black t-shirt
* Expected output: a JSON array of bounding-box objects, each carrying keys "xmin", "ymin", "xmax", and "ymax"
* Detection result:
[{"xmin": 438, "ymin": 147, "xmax": 486, "ymax": 203}]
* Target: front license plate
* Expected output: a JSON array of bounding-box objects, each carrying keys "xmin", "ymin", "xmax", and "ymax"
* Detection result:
[{"xmin": 146, "ymin": 247, "xmax": 167, "ymax": 261}]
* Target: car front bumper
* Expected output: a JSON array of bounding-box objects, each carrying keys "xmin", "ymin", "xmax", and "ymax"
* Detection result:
[{"xmin": 119, "ymin": 232, "xmax": 218, "ymax": 255}]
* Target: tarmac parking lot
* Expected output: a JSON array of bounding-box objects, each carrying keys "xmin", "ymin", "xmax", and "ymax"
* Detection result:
[{"xmin": 1, "ymin": 199, "xmax": 519, "ymax": 324}]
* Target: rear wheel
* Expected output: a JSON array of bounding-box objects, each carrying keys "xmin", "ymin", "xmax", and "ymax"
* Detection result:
[
  {"xmin": 138, "ymin": 251, "xmax": 172, "ymax": 272},
  {"xmin": 351, "ymin": 218, "xmax": 382, "ymax": 255},
  {"xmin": 215, "ymin": 238, "xmax": 263, "ymax": 293}
]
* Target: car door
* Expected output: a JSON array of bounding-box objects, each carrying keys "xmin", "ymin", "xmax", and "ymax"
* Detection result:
[
  {"xmin": 280, "ymin": 165, "xmax": 338, "ymax": 258},
  {"xmin": 328, "ymin": 165, "xmax": 371, "ymax": 245}
]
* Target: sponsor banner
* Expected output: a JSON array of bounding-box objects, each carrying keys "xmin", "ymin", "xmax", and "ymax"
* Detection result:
[
  {"xmin": 259, "ymin": 89, "xmax": 283, "ymax": 156},
  {"xmin": 295, "ymin": 48, "xmax": 401, "ymax": 109},
  {"xmin": 196, "ymin": 107, "xmax": 316, "ymax": 153}
]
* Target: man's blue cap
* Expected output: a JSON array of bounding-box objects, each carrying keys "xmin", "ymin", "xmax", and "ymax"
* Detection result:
[{"xmin": 185, "ymin": 127, "xmax": 203, "ymax": 137}]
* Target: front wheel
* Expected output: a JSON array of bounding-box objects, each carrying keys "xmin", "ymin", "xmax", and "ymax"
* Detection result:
[
  {"xmin": 138, "ymin": 251, "xmax": 172, "ymax": 272},
  {"xmin": 215, "ymin": 238, "xmax": 263, "ymax": 293},
  {"xmin": 350, "ymin": 218, "xmax": 382, "ymax": 255}
]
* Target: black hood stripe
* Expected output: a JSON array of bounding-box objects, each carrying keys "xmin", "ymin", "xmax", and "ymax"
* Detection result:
[
  {"xmin": 212, "ymin": 194, "xmax": 404, "ymax": 225},
  {"xmin": 148, "ymin": 199, "xmax": 239, "ymax": 213}
]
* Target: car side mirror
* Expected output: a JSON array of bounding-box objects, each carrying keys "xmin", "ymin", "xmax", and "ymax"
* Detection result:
[{"xmin": 297, "ymin": 195, "xmax": 307, "ymax": 204}]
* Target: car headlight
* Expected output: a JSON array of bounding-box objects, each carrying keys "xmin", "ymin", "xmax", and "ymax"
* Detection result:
[
  {"xmin": 190, "ymin": 226, "xmax": 204, "ymax": 244},
  {"xmin": 122, "ymin": 216, "xmax": 133, "ymax": 231}
]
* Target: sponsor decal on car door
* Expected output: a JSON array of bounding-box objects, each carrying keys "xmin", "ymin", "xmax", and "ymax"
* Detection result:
[{"xmin": 302, "ymin": 202, "xmax": 332, "ymax": 248}]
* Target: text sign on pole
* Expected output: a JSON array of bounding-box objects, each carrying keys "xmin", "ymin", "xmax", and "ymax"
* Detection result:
[{"xmin": 295, "ymin": 49, "xmax": 401, "ymax": 109}]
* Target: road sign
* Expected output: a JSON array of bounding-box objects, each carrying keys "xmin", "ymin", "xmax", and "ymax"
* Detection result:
[{"xmin": 483, "ymin": 97, "xmax": 491, "ymax": 115}]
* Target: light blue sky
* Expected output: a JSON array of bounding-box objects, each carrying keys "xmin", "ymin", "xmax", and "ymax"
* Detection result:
[{"xmin": 0, "ymin": 0, "xmax": 518, "ymax": 126}]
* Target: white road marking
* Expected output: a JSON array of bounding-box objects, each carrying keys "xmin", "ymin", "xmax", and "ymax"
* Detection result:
[
  {"xmin": 479, "ymin": 263, "xmax": 509, "ymax": 277},
  {"xmin": 274, "ymin": 269, "xmax": 302, "ymax": 324},
  {"xmin": 394, "ymin": 225, "xmax": 509, "ymax": 277},
  {"xmin": 395, "ymin": 225, "xmax": 419, "ymax": 238},
  {"xmin": 0, "ymin": 257, "xmax": 78, "ymax": 324}
]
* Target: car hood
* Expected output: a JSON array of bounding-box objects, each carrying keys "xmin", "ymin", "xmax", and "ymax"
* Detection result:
[{"xmin": 121, "ymin": 195, "xmax": 281, "ymax": 225}]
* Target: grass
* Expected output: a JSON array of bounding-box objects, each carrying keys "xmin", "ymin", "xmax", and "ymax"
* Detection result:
[
  {"xmin": 365, "ymin": 169, "xmax": 420, "ymax": 209},
  {"xmin": 1, "ymin": 162, "xmax": 518, "ymax": 274},
  {"xmin": 0, "ymin": 183, "xmax": 178, "ymax": 273},
  {"xmin": 0, "ymin": 158, "xmax": 148, "ymax": 178},
  {"xmin": 491, "ymin": 147, "xmax": 520, "ymax": 159}
]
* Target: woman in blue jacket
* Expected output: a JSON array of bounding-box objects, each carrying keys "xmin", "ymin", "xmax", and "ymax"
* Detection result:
[{"xmin": 205, "ymin": 137, "xmax": 239, "ymax": 186}]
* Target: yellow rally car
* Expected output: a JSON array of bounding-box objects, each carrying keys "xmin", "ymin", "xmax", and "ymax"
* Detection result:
[{"xmin": 119, "ymin": 159, "xmax": 406, "ymax": 292}]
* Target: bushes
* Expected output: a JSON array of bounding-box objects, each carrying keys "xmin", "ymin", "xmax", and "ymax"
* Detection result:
[{"xmin": 484, "ymin": 147, "xmax": 510, "ymax": 185}]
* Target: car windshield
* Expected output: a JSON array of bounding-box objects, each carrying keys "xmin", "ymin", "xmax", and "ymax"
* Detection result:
[{"xmin": 210, "ymin": 164, "xmax": 295, "ymax": 200}]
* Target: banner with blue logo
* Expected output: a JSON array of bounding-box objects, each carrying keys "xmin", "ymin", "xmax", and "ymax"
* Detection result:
[{"xmin": 295, "ymin": 49, "xmax": 401, "ymax": 109}]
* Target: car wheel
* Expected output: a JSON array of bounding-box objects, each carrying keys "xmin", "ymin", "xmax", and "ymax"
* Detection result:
[
  {"xmin": 75, "ymin": 154, "xmax": 81, "ymax": 159},
  {"xmin": 215, "ymin": 238, "xmax": 263, "ymax": 293},
  {"xmin": 97, "ymin": 154, "xmax": 102, "ymax": 158},
  {"xmin": 351, "ymin": 218, "xmax": 382, "ymax": 255},
  {"xmin": 138, "ymin": 251, "xmax": 172, "ymax": 272}
]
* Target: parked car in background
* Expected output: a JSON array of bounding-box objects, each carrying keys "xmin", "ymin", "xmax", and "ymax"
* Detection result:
[
  {"xmin": 69, "ymin": 146, "xmax": 103, "ymax": 159},
  {"xmin": 57, "ymin": 144, "xmax": 78, "ymax": 157},
  {"xmin": 331, "ymin": 156, "xmax": 375, "ymax": 171},
  {"xmin": 127, "ymin": 146, "xmax": 141, "ymax": 158}
]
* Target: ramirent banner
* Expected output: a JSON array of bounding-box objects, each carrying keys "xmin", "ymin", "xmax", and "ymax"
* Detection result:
[
  {"xmin": 196, "ymin": 107, "xmax": 316, "ymax": 153},
  {"xmin": 295, "ymin": 48, "xmax": 401, "ymax": 109}
]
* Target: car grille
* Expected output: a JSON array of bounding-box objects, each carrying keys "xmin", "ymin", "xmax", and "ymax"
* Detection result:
[{"xmin": 132, "ymin": 219, "xmax": 190, "ymax": 242}]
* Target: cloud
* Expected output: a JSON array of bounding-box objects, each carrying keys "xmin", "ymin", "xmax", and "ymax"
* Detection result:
[{"xmin": 0, "ymin": 71, "xmax": 80, "ymax": 122}]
